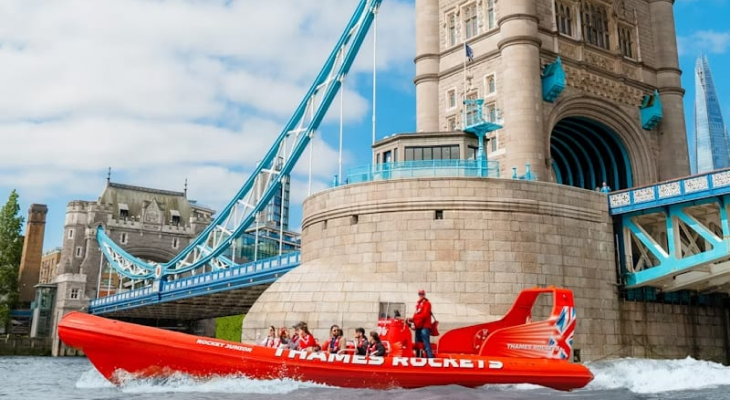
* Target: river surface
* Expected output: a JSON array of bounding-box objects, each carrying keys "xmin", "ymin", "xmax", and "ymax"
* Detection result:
[{"xmin": 2, "ymin": 356, "xmax": 730, "ymax": 399}]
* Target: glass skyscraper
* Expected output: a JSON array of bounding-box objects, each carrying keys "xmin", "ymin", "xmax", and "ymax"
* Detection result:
[{"xmin": 693, "ymin": 55, "xmax": 729, "ymax": 174}]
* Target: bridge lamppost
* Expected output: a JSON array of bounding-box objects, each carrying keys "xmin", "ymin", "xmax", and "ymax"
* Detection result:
[{"xmin": 463, "ymin": 99, "xmax": 503, "ymax": 177}]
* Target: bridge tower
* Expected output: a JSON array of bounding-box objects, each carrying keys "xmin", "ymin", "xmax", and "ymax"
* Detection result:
[
  {"xmin": 241, "ymin": 0, "xmax": 720, "ymax": 362},
  {"xmin": 412, "ymin": 0, "xmax": 689, "ymax": 190}
]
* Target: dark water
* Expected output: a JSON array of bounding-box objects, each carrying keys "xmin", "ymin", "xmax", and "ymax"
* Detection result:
[{"xmin": 2, "ymin": 356, "xmax": 730, "ymax": 400}]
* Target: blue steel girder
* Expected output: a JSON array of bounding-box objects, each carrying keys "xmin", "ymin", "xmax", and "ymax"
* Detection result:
[
  {"xmin": 552, "ymin": 123, "xmax": 608, "ymax": 188},
  {"xmin": 551, "ymin": 135, "xmax": 590, "ymax": 189},
  {"xmin": 89, "ymin": 252, "xmax": 301, "ymax": 315},
  {"xmin": 551, "ymin": 159, "xmax": 563, "ymax": 184},
  {"xmin": 550, "ymin": 144, "xmax": 574, "ymax": 186},
  {"xmin": 559, "ymin": 118, "xmax": 628, "ymax": 190},
  {"xmin": 95, "ymin": 0, "xmax": 382, "ymax": 281},
  {"xmin": 622, "ymin": 195, "xmax": 730, "ymax": 292}
]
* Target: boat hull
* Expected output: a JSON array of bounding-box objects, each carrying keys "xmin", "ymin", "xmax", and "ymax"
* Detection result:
[{"xmin": 59, "ymin": 312, "xmax": 593, "ymax": 391}]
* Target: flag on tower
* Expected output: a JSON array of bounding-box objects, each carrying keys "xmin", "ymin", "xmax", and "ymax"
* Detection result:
[{"xmin": 465, "ymin": 43, "xmax": 474, "ymax": 62}]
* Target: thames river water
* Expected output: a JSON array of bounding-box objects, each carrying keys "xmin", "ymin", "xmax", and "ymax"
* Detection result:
[{"xmin": 2, "ymin": 356, "xmax": 730, "ymax": 399}]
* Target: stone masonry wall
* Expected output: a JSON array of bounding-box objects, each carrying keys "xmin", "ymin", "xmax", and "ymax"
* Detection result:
[{"xmin": 618, "ymin": 300, "xmax": 726, "ymax": 362}]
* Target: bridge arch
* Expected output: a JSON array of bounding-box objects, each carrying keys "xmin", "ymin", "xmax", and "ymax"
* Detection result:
[{"xmin": 546, "ymin": 95, "xmax": 656, "ymax": 191}]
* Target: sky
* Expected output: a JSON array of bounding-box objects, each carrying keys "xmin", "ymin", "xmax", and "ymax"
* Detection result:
[{"xmin": 0, "ymin": 0, "xmax": 728, "ymax": 252}]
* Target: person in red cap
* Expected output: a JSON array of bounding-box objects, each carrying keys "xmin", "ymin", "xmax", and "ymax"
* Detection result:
[{"xmin": 407, "ymin": 289, "xmax": 434, "ymax": 358}]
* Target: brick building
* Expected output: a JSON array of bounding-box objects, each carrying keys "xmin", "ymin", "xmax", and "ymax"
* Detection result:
[
  {"xmin": 18, "ymin": 204, "xmax": 48, "ymax": 307},
  {"xmin": 39, "ymin": 248, "xmax": 62, "ymax": 285}
]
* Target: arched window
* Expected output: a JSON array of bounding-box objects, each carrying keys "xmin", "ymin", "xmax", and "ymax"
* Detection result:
[
  {"xmin": 555, "ymin": 2, "xmax": 574, "ymax": 37},
  {"xmin": 583, "ymin": 3, "xmax": 610, "ymax": 50},
  {"xmin": 618, "ymin": 24, "xmax": 635, "ymax": 59}
]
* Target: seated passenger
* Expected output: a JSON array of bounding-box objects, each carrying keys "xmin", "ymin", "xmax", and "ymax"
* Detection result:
[
  {"xmin": 297, "ymin": 323, "xmax": 317, "ymax": 351},
  {"xmin": 260, "ymin": 325, "xmax": 277, "ymax": 348},
  {"xmin": 354, "ymin": 327, "xmax": 368, "ymax": 356},
  {"xmin": 326, "ymin": 325, "xmax": 345, "ymax": 354},
  {"xmin": 275, "ymin": 327, "xmax": 289, "ymax": 348},
  {"xmin": 367, "ymin": 331, "xmax": 386, "ymax": 357},
  {"xmin": 287, "ymin": 321, "xmax": 303, "ymax": 349}
]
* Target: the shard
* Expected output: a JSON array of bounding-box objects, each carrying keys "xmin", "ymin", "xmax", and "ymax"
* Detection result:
[{"xmin": 693, "ymin": 55, "xmax": 729, "ymax": 174}]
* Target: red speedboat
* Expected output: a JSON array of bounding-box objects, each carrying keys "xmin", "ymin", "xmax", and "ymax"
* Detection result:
[{"xmin": 58, "ymin": 286, "xmax": 593, "ymax": 391}]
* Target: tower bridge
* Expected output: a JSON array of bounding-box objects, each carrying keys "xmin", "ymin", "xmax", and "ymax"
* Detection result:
[{"xmin": 46, "ymin": 0, "xmax": 730, "ymax": 363}]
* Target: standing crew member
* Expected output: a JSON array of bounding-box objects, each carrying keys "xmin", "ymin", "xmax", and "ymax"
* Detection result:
[{"xmin": 408, "ymin": 289, "xmax": 434, "ymax": 358}]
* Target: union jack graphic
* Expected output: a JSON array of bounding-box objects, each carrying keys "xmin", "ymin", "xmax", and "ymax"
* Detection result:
[{"xmin": 548, "ymin": 306, "xmax": 576, "ymax": 360}]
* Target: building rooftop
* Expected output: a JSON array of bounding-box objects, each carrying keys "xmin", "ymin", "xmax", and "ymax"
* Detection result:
[{"xmin": 98, "ymin": 181, "xmax": 211, "ymax": 222}]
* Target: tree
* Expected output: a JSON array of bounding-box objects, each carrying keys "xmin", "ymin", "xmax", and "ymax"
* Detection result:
[{"xmin": 0, "ymin": 190, "xmax": 24, "ymax": 332}]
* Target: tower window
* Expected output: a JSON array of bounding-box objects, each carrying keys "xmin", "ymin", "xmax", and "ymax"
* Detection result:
[
  {"xmin": 465, "ymin": 91, "xmax": 479, "ymax": 127},
  {"xmin": 435, "ymin": 210, "xmax": 444, "ymax": 220},
  {"xmin": 70, "ymin": 288, "xmax": 80, "ymax": 299},
  {"xmin": 555, "ymin": 1, "xmax": 574, "ymax": 37},
  {"xmin": 118, "ymin": 203, "xmax": 129, "ymax": 219},
  {"xmin": 447, "ymin": 89, "xmax": 457, "ymax": 109},
  {"xmin": 463, "ymin": 3, "xmax": 478, "ymax": 40},
  {"xmin": 484, "ymin": 102, "xmax": 497, "ymax": 123},
  {"xmin": 172, "ymin": 237, "xmax": 179, "ymax": 249},
  {"xmin": 170, "ymin": 210, "xmax": 181, "ymax": 226},
  {"xmin": 487, "ymin": 0, "xmax": 495, "ymax": 30},
  {"xmin": 120, "ymin": 232, "xmax": 128, "ymax": 244},
  {"xmin": 67, "ymin": 229, "xmax": 74, "ymax": 239},
  {"xmin": 75, "ymin": 246, "xmax": 83, "ymax": 258},
  {"xmin": 447, "ymin": 116, "xmax": 458, "ymax": 131},
  {"xmin": 447, "ymin": 12, "xmax": 457, "ymax": 46},
  {"xmin": 618, "ymin": 25, "xmax": 635, "ymax": 59},
  {"xmin": 582, "ymin": 3, "xmax": 611, "ymax": 50},
  {"xmin": 485, "ymin": 74, "xmax": 496, "ymax": 96},
  {"xmin": 489, "ymin": 132, "xmax": 499, "ymax": 152}
]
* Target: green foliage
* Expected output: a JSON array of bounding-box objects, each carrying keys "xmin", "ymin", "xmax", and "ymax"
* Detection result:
[
  {"xmin": 0, "ymin": 190, "xmax": 24, "ymax": 331},
  {"xmin": 216, "ymin": 315, "xmax": 244, "ymax": 342}
]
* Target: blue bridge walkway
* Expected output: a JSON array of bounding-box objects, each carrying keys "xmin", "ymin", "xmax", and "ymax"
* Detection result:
[
  {"xmin": 90, "ymin": 252, "xmax": 300, "ymax": 320},
  {"xmin": 609, "ymin": 168, "xmax": 730, "ymax": 293}
]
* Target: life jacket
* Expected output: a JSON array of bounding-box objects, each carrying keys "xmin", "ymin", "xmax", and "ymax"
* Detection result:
[
  {"xmin": 367, "ymin": 341, "xmax": 385, "ymax": 356},
  {"xmin": 328, "ymin": 336, "xmax": 341, "ymax": 353},
  {"xmin": 356, "ymin": 337, "xmax": 368, "ymax": 355},
  {"xmin": 299, "ymin": 333, "xmax": 316, "ymax": 349}
]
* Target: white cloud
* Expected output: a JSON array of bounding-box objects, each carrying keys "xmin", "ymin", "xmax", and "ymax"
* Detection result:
[
  {"xmin": 0, "ymin": 0, "xmax": 415, "ymax": 215},
  {"xmin": 679, "ymin": 30, "xmax": 730, "ymax": 56}
]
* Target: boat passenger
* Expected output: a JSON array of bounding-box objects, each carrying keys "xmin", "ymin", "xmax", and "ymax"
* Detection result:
[
  {"xmin": 367, "ymin": 331, "xmax": 386, "ymax": 357},
  {"xmin": 276, "ymin": 327, "xmax": 289, "ymax": 348},
  {"xmin": 260, "ymin": 325, "xmax": 277, "ymax": 347},
  {"xmin": 354, "ymin": 327, "xmax": 368, "ymax": 356},
  {"xmin": 407, "ymin": 289, "xmax": 434, "ymax": 358},
  {"xmin": 326, "ymin": 325, "xmax": 345, "ymax": 354},
  {"xmin": 287, "ymin": 322, "xmax": 303, "ymax": 349},
  {"xmin": 296, "ymin": 323, "xmax": 317, "ymax": 351}
]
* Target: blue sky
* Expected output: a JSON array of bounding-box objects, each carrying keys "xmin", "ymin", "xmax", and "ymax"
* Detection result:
[
  {"xmin": 0, "ymin": 0, "xmax": 728, "ymax": 253},
  {"xmin": 676, "ymin": 0, "xmax": 730, "ymax": 163}
]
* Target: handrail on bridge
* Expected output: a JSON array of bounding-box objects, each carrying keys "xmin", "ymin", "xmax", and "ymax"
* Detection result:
[{"xmin": 607, "ymin": 168, "xmax": 730, "ymax": 215}]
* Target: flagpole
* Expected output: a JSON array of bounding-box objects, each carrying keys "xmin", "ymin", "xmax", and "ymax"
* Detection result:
[
  {"xmin": 463, "ymin": 43, "xmax": 468, "ymax": 99},
  {"xmin": 463, "ymin": 42, "xmax": 469, "ymax": 128}
]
